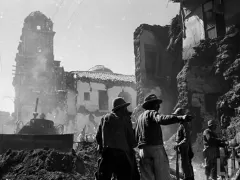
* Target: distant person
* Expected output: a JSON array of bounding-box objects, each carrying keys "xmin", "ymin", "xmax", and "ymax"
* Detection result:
[
  {"xmin": 95, "ymin": 97, "xmax": 137, "ymax": 180},
  {"xmin": 39, "ymin": 113, "xmax": 46, "ymax": 119},
  {"xmin": 203, "ymin": 120, "xmax": 228, "ymax": 180},
  {"xmin": 135, "ymin": 94, "xmax": 192, "ymax": 180},
  {"xmin": 173, "ymin": 108, "xmax": 194, "ymax": 180},
  {"xmin": 229, "ymin": 131, "xmax": 240, "ymax": 154}
]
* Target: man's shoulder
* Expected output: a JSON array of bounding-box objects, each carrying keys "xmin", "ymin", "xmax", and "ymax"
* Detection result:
[
  {"xmin": 101, "ymin": 112, "xmax": 118, "ymax": 121},
  {"xmin": 141, "ymin": 110, "xmax": 157, "ymax": 116}
]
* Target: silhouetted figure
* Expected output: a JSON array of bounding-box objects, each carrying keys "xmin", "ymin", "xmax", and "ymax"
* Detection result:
[
  {"xmin": 203, "ymin": 120, "xmax": 228, "ymax": 180},
  {"xmin": 173, "ymin": 108, "xmax": 194, "ymax": 180},
  {"xmin": 135, "ymin": 94, "xmax": 192, "ymax": 180},
  {"xmin": 95, "ymin": 97, "xmax": 137, "ymax": 180}
]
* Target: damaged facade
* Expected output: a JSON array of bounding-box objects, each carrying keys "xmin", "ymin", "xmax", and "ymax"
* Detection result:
[
  {"xmin": 65, "ymin": 65, "xmax": 136, "ymax": 137},
  {"xmin": 133, "ymin": 24, "xmax": 183, "ymax": 140},
  {"xmin": 169, "ymin": 0, "xmax": 240, "ymax": 152},
  {"xmin": 133, "ymin": 0, "xmax": 240, "ymax": 145},
  {"xmin": 12, "ymin": 12, "xmax": 136, "ymax": 139},
  {"xmin": 12, "ymin": 11, "xmax": 66, "ymax": 125},
  {"xmin": 171, "ymin": 0, "xmax": 240, "ymax": 59}
]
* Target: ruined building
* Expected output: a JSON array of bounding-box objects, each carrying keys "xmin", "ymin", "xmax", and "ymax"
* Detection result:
[
  {"xmin": 12, "ymin": 11, "xmax": 65, "ymax": 124},
  {"xmin": 170, "ymin": 0, "xmax": 240, "ymax": 128},
  {"xmin": 64, "ymin": 65, "xmax": 136, "ymax": 136},
  {"xmin": 160, "ymin": 0, "xmax": 240, "ymax": 160},
  {"xmin": 133, "ymin": 0, "xmax": 240, "ymax": 143},
  {"xmin": 133, "ymin": 23, "xmax": 183, "ymax": 140}
]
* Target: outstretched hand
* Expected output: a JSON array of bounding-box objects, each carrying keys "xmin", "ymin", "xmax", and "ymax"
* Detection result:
[{"xmin": 182, "ymin": 115, "xmax": 193, "ymax": 122}]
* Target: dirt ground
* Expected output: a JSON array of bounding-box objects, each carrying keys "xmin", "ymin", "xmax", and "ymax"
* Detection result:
[{"xmin": 0, "ymin": 142, "xmax": 98, "ymax": 180}]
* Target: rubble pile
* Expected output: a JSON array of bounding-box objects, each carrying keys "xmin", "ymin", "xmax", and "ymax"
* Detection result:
[
  {"xmin": 75, "ymin": 141, "xmax": 99, "ymax": 179},
  {"xmin": 0, "ymin": 142, "xmax": 99, "ymax": 180}
]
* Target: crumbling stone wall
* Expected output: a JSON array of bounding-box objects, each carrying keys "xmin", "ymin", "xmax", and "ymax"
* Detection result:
[
  {"xmin": 174, "ymin": 39, "xmax": 225, "ymax": 160},
  {"xmin": 214, "ymin": 26, "xmax": 240, "ymax": 139},
  {"xmin": 133, "ymin": 22, "xmax": 183, "ymax": 140},
  {"xmin": 173, "ymin": 25, "xmax": 240, "ymax": 161}
]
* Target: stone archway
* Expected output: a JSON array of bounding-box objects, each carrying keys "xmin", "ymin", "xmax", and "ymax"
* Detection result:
[{"xmin": 118, "ymin": 91, "xmax": 133, "ymax": 111}]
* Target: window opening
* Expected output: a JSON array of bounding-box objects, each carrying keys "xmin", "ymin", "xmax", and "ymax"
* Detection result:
[
  {"xmin": 98, "ymin": 90, "xmax": 108, "ymax": 110},
  {"xmin": 144, "ymin": 44, "xmax": 157, "ymax": 77},
  {"xmin": 203, "ymin": 0, "xmax": 225, "ymax": 39},
  {"xmin": 84, "ymin": 92, "xmax": 90, "ymax": 101}
]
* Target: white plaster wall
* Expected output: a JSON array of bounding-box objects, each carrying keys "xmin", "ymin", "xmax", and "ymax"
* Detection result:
[
  {"xmin": 71, "ymin": 80, "xmax": 136, "ymax": 134},
  {"xmin": 76, "ymin": 81, "xmax": 105, "ymax": 112},
  {"xmin": 76, "ymin": 81, "xmax": 136, "ymax": 112},
  {"xmin": 183, "ymin": 7, "xmax": 205, "ymax": 60}
]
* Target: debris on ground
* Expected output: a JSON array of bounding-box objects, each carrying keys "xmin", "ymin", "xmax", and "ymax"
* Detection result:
[{"xmin": 0, "ymin": 142, "xmax": 99, "ymax": 180}]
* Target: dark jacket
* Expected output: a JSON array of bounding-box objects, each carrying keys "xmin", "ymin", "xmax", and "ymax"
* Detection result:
[
  {"xmin": 96, "ymin": 112, "xmax": 136, "ymax": 153},
  {"xmin": 203, "ymin": 128, "xmax": 225, "ymax": 149},
  {"xmin": 203, "ymin": 128, "xmax": 225, "ymax": 159},
  {"xmin": 176, "ymin": 123, "xmax": 191, "ymax": 146},
  {"xmin": 176, "ymin": 123, "xmax": 194, "ymax": 159},
  {"xmin": 135, "ymin": 110, "xmax": 183, "ymax": 148}
]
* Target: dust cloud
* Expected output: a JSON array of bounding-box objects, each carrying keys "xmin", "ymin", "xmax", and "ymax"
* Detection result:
[{"xmin": 0, "ymin": 113, "xmax": 16, "ymax": 134}]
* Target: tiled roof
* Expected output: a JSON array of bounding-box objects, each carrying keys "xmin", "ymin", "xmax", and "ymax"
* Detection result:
[
  {"xmin": 88, "ymin": 65, "xmax": 113, "ymax": 73},
  {"xmin": 72, "ymin": 71, "xmax": 136, "ymax": 84}
]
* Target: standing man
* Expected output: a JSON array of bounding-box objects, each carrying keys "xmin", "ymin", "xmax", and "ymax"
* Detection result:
[
  {"xmin": 173, "ymin": 108, "xmax": 194, "ymax": 180},
  {"xmin": 203, "ymin": 120, "xmax": 228, "ymax": 180},
  {"xmin": 135, "ymin": 94, "xmax": 192, "ymax": 180},
  {"xmin": 95, "ymin": 97, "xmax": 137, "ymax": 180}
]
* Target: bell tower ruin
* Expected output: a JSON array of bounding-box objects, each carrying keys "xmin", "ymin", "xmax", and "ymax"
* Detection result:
[{"xmin": 13, "ymin": 11, "xmax": 65, "ymax": 123}]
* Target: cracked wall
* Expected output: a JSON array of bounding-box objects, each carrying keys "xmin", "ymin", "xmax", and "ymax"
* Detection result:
[{"xmin": 133, "ymin": 24, "xmax": 183, "ymax": 140}]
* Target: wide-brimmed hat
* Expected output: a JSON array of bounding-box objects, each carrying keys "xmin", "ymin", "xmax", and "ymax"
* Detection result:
[
  {"xmin": 172, "ymin": 108, "xmax": 185, "ymax": 115},
  {"xmin": 142, "ymin": 94, "xmax": 162, "ymax": 109},
  {"xmin": 208, "ymin": 120, "xmax": 216, "ymax": 127},
  {"xmin": 112, "ymin": 97, "xmax": 130, "ymax": 112}
]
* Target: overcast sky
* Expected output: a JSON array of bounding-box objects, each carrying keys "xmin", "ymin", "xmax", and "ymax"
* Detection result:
[{"xmin": 0, "ymin": 0, "xmax": 179, "ymax": 112}]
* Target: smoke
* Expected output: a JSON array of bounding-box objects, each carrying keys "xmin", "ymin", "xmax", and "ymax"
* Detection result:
[
  {"xmin": 31, "ymin": 50, "xmax": 48, "ymax": 81},
  {"xmin": 44, "ymin": 90, "xmax": 99, "ymax": 140},
  {"xmin": 0, "ymin": 113, "xmax": 16, "ymax": 134},
  {"xmin": 13, "ymin": 49, "xmax": 53, "ymax": 129},
  {"xmin": 46, "ymin": 107, "xmax": 67, "ymax": 125}
]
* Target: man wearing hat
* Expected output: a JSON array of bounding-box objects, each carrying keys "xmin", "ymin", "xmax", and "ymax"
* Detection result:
[
  {"xmin": 173, "ymin": 108, "xmax": 194, "ymax": 180},
  {"xmin": 203, "ymin": 120, "xmax": 228, "ymax": 180},
  {"xmin": 135, "ymin": 94, "xmax": 192, "ymax": 180},
  {"xmin": 95, "ymin": 97, "xmax": 138, "ymax": 180}
]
